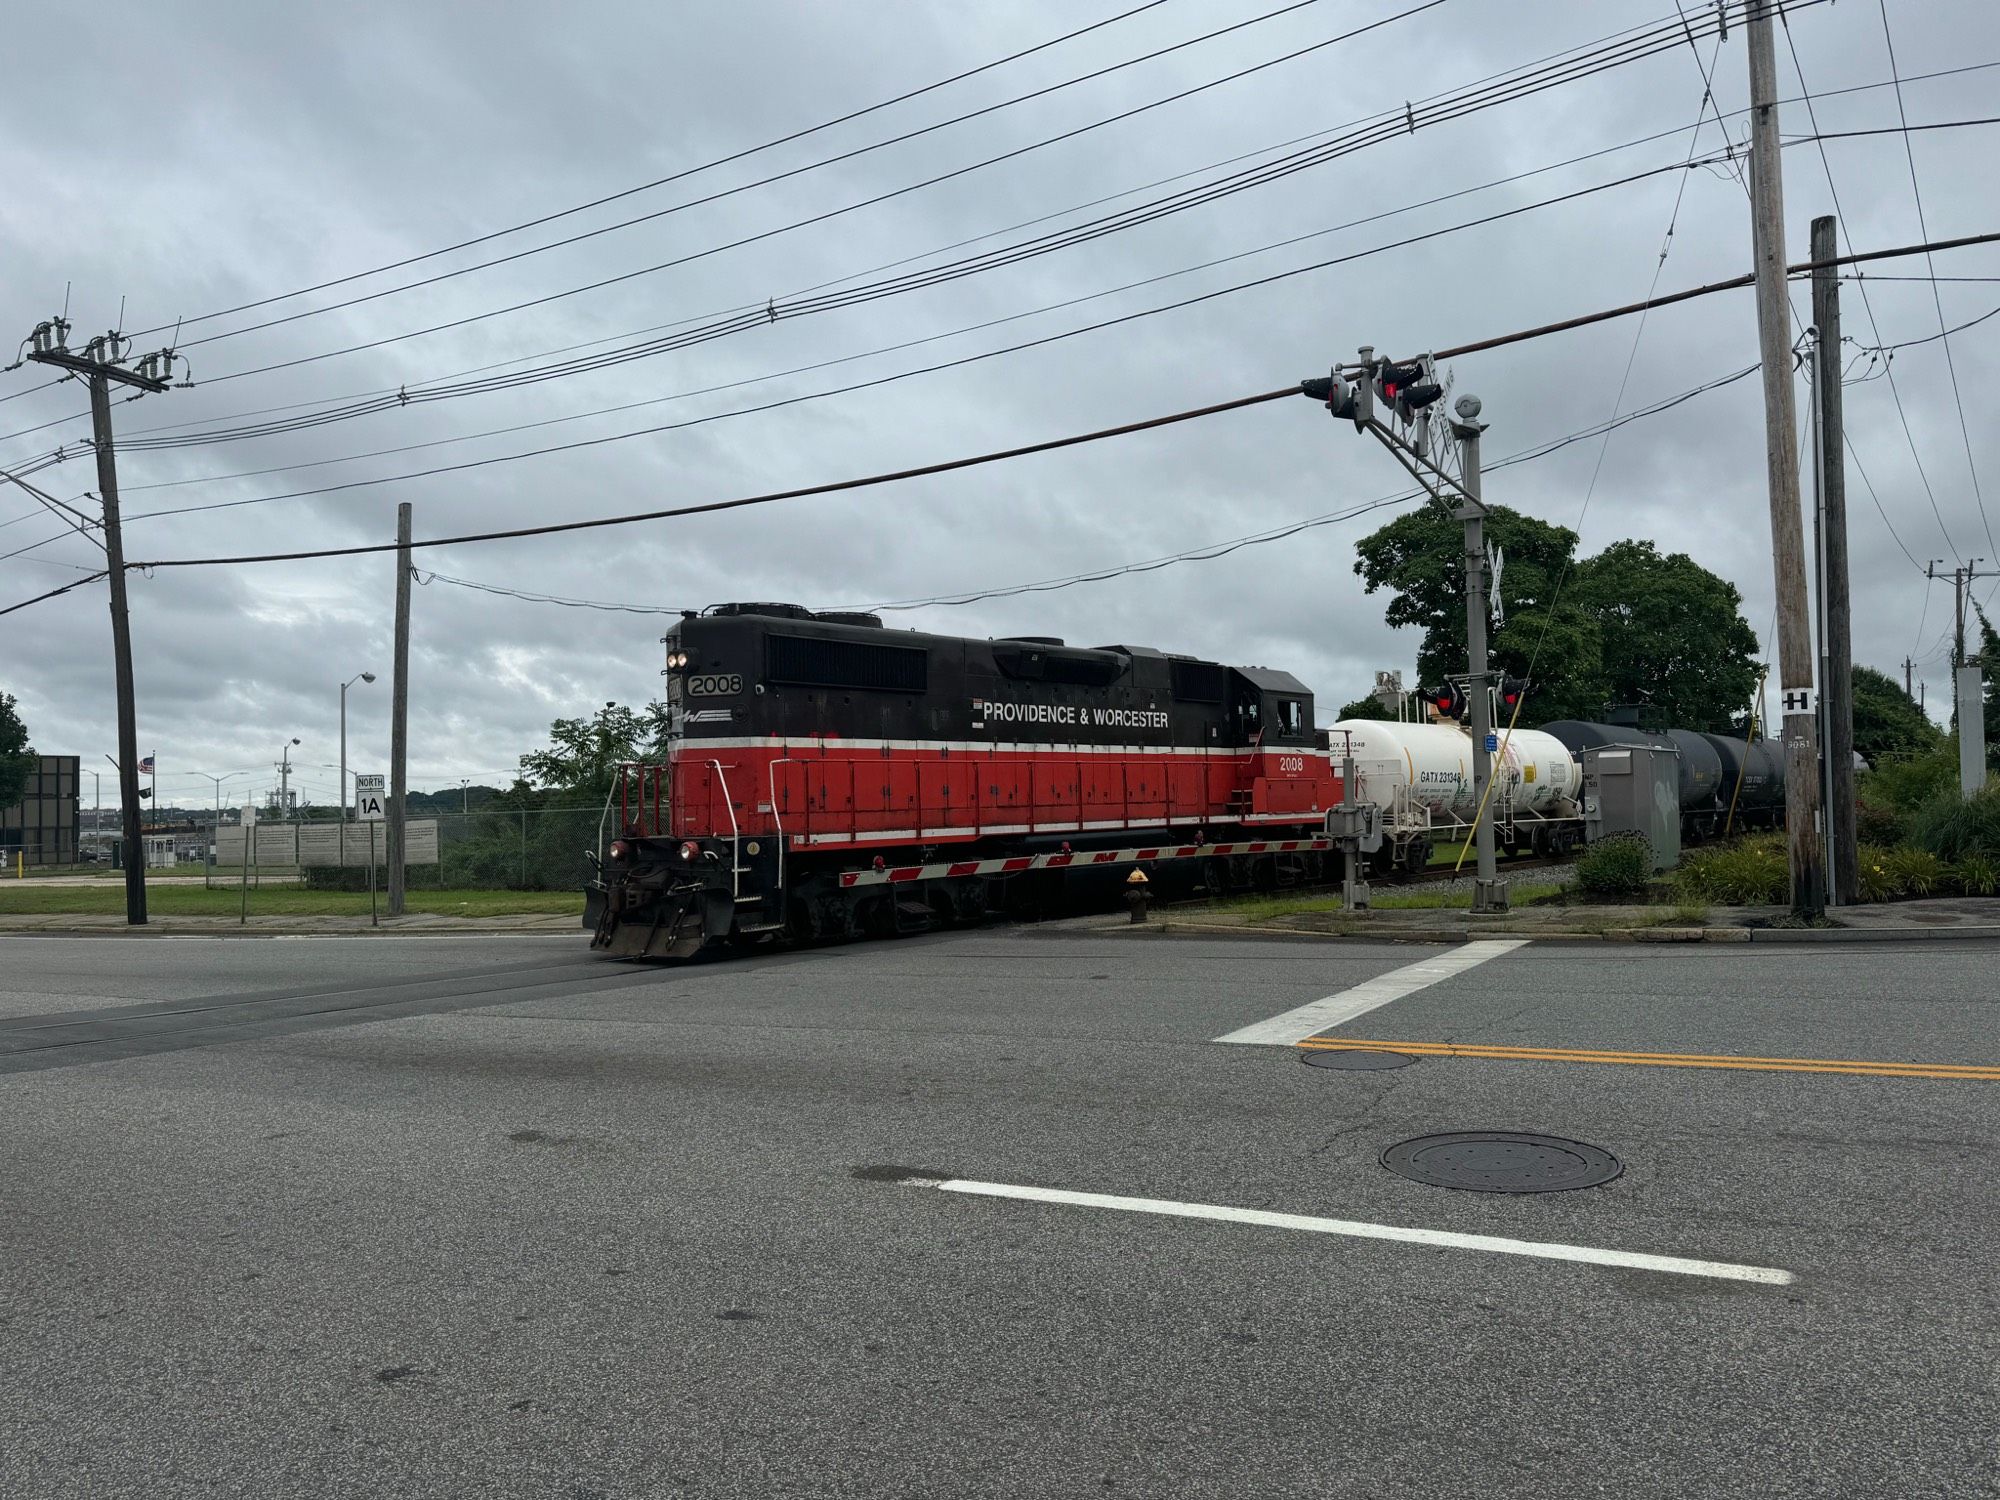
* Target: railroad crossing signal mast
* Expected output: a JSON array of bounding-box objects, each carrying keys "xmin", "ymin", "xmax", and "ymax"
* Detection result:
[
  {"xmin": 1301, "ymin": 350, "xmax": 1507, "ymax": 913},
  {"xmin": 10, "ymin": 315, "xmax": 188, "ymax": 924}
]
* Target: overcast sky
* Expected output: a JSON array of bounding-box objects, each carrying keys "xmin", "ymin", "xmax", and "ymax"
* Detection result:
[{"xmin": 4, "ymin": 0, "xmax": 1996, "ymax": 810}]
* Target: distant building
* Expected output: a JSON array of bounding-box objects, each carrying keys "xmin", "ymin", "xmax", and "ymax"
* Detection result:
[{"xmin": 1, "ymin": 754, "xmax": 80, "ymax": 866}]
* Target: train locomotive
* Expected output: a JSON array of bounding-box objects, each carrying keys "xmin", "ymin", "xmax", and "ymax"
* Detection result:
[{"xmin": 587, "ymin": 604, "xmax": 1340, "ymax": 959}]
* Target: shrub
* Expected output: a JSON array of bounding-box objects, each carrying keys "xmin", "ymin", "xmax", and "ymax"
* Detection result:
[
  {"xmin": 1884, "ymin": 847, "xmax": 1946, "ymax": 897},
  {"xmin": 1574, "ymin": 835, "xmax": 1652, "ymax": 899},
  {"xmin": 1854, "ymin": 798, "xmax": 1909, "ymax": 848},
  {"xmin": 1907, "ymin": 784, "xmax": 2000, "ymax": 865},
  {"xmin": 1855, "ymin": 844, "xmax": 1903, "ymax": 903},
  {"xmin": 1953, "ymin": 855, "xmax": 1998, "ymax": 897},
  {"xmin": 1675, "ymin": 840, "xmax": 1788, "ymax": 905},
  {"xmin": 1862, "ymin": 746, "xmax": 1961, "ymax": 815}
]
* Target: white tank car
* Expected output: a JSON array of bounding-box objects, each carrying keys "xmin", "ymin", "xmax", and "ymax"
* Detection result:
[{"xmin": 1328, "ymin": 720, "xmax": 1581, "ymax": 823}]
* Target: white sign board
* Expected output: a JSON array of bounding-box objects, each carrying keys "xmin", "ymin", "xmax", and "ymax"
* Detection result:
[
  {"xmin": 355, "ymin": 774, "xmax": 387, "ymax": 822},
  {"xmin": 1779, "ymin": 686, "xmax": 1818, "ymax": 716}
]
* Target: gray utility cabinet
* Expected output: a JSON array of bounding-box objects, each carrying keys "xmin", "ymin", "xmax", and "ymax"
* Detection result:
[{"xmin": 1580, "ymin": 742, "xmax": 1681, "ymax": 871}]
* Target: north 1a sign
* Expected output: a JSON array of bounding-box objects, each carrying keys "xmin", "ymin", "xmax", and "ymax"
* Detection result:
[{"xmin": 355, "ymin": 773, "xmax": 387, "ymax": 821}]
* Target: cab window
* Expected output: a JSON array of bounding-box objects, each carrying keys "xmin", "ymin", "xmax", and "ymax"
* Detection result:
[{"xmin": 1278, "ymin": 699, "xmax": 1305, "ymax": 737}]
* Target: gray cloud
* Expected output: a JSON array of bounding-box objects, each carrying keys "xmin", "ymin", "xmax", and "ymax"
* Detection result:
[{"xmin": 4, "ymin": 0, "xmax": 1996, "ymax": 809}]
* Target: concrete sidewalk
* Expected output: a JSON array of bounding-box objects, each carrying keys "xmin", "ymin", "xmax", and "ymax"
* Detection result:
[
  {"xmin": 1072, "ymin": 893, "xmax": 2000, "ymax": 945},
  {"xmin": 0, "ymin": 912, "xmax": 582, "ymax": 937}
]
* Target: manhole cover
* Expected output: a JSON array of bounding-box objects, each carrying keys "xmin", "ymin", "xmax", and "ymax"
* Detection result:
[
  {"xmin": 1381, "ymin": 1132, "xmax": 1622, "ymax": 1193},
  {"xmin": 1300, "ymin": 1049, "xmax": 1417, "ymax": 1071}
]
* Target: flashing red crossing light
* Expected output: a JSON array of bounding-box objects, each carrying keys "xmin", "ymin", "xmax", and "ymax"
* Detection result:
[
  {"xmin": 1499, "ymin": 676, "xmax": 1528, "ymax": 713},
  {"xmin": 1425, "ymin": 682, "xmax": 1465, "ymax": 720},
  {"xmin": 1376, "ymin": 359, "xmax": 1443, "ymax": 423}
]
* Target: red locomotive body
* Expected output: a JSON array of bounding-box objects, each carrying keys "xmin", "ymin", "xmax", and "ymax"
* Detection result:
[{"xmin": 587, "ymin": 604, "xmax": 1339, "ymax": 958}]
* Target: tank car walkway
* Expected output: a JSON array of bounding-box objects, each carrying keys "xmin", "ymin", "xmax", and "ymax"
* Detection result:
[{"xmin": 2, "ymin": 928, "xmax": 1996, "ymax": 1497}]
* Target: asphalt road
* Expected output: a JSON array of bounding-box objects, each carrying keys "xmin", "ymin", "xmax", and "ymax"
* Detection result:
[{"xmin": 2, "ymin": 928, "xmax": 1996, "ymax": 1498}]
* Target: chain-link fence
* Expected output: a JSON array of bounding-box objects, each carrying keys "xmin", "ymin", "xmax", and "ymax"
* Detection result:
[{"xmin": 207, "ymin": 805, "xmax": 609, "ymax": 891}]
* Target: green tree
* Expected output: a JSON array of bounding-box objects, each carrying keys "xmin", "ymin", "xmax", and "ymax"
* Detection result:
[
  {"xmin": 1352, "ymin": 512, "xmax": 1760, "ymax": 728},
  {"xmin": 1333, "ymin": 692, "xmax": 1388, "ymax": 722},
  {"xmin": 0, "ymin": 692, "xmax": 34, "ymax": 812},
  {"xmin": 1353, "ymin": 504, "xmax": 1586, "ymax": 696},
  {"xmin": 1850, "ymin": 665, "xmax": 1939, "ymax": 765},
  {"xmin": 519, "ymin": 701, "xmax": 671, "ymax": 795},
  {"xmin": 1564, "ymin": 540, "xmax": 1760, "ymax": 732}
]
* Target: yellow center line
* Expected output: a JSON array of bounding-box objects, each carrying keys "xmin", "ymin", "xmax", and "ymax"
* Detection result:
[{"xmin": 1295, "ymin": 1037, "xmax": 2000, "ymax": 1082}]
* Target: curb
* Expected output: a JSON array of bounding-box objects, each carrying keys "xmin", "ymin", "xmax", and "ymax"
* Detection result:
[
  {"xmin": 1744, "ymin": 923, "xmax": 2000, "ymax": 943},
  {"xmin": 0, "ymin": 923, "xmax": 582, "ymax": 939},
  {"xmin": 1115, "ymin": 918, "xmax": 2000, "ymax": 947}
]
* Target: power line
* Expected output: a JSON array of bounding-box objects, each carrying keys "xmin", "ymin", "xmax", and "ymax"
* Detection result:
[
  {"xmin": 414, "ymin": 571, "xmax": 691, "ymax": 616},
  {"xmin": 1876, "ymin": 0, "xmax": 1997, "ymax": 563},
  {"xmin": 170, "ymin": 0, "xmax": 1335, "ymax": 355},
  {"xmin": 115, "ymin": 127, "xmax": 1785, "ymax": 499},
  {"xmin": 83, "ymin": 127, "xmax": 1988, "ymax": 532},
  {"xmin": 355, "ymin": 366, "xmax": 1771, "ymax": 617},
  {"xmin": 7, "ymin": 39, "xmax": 1987, "ymax": 471},
  {"xmin": 192, "ymin": 1, "xmax": 1459, "ymax": 386},
  {"xmin": 112, "ymin": 153, "xmax": 1743, "ymax": 528},
  {"xmin": 119, "ymin": 0, "xmax": 1178, "ymax": 341},
  {"xmin": 66, "ymin": 82, "xmax": 2000, "ymax": 488},
  {"xmin": 1780, "ymin": 11, "xmax": 1959, "ymax": 557},
  {"xmin": 101, "ymin": 231, "xmax": 1995, "ymax": 573},
  {"xmin": 6, "ymin": 228, "xmax": 1990, "ymax": 614}
]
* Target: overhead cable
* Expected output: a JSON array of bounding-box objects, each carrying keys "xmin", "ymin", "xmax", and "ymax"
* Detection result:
[
  {"xmin": 96, "ymin": 230, "xmax": 2000, "ymax": 574},
  {"xmin": 120, "ymin": 0, "xmax": 1179, "ymax": 341}
]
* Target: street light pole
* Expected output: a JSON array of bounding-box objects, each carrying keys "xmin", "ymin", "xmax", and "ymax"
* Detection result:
[{"xmin": 339, "ymin": 671, "xmax": 376, "ymax": 869}]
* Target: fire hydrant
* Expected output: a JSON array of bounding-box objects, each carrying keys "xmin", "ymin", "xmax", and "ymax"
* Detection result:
[{"xmin": 1124, "ymin": 867, "xmax": 1151, "ymax": 924}]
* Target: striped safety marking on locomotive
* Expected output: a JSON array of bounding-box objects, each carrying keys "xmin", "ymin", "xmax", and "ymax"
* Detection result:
[{"xmin": 836, "ymin": 838, "xmax": 1334, "ymax": 888}]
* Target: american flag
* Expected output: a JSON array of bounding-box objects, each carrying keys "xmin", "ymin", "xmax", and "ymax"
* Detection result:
[{"xmin": 139, "ymin": 756, "xmax": 154, "ymax": 774}]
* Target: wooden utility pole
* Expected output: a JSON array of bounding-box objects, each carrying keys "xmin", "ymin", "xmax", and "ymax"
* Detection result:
[
  {"xmin": 387, "ymin": 502, "xmax": 412, "ymax": 915},
  {"xmin": 1746, "ymin": 1, "xmax": 1825, "ymax": 918},
  {"xmin": 20, "ymin": 318, "xmax": 177, "ymax": 924},
  {"xmin": 1904, "ymin": 657, "xmax": 1914, "ymax": 697},
  {"xmin": 1811, "ymin": 216, "xmax": 1856, "ymax": 904}
]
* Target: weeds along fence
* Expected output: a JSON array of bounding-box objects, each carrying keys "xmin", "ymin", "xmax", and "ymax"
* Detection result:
[{"xmin": 207, "ymin": 805, "xmax": 609, "ymax": 891}]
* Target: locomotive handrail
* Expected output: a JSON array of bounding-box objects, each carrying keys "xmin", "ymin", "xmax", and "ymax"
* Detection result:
[
  {"xmin": 705, "ymin": 758, "xmax": 740, "ymax": 901},
  {"xmin": 595, "ymin": 773, "xmax": 621, "ymax": 864},
  {"xmin": 767, "ymin": 758, "xmax": 794, "ymax": 890}
]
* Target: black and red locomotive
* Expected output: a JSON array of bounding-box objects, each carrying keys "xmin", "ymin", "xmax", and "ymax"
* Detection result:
[{"xmin": 586, "ymin": 603, "xmax": 1341, "ymax": 958}]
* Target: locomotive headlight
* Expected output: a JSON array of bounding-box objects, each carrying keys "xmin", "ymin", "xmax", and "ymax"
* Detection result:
[
  {"xmin": 608, "ymin": 839, "xmax": 632, "ymax": 863},
  {"xmin": 666, "ymin": 650, "xmax": 687, "ymax": 669},
  {"xmin": 678, "ymin": 840, "xmax": 700, "ymax": 861}
]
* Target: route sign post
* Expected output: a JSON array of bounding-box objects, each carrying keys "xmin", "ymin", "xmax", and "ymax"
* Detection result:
[{"xmin": 356, "ymin": 774, "xmax": 385, "ymax": 927}]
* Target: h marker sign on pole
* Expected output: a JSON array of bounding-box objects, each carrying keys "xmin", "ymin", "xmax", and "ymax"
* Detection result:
[{"xmin": 1780, "ymin": 686, "xmax": 1817, "ymax": 716}]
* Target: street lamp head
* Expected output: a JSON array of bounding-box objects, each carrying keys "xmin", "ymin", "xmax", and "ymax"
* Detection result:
[
  {"xmin": 361, "ymin": 671, "xmax": 376, "ymax": 684},
  {"xmin": 289, "ymin": 737, "xmax": 301, "ymax": 746}
]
